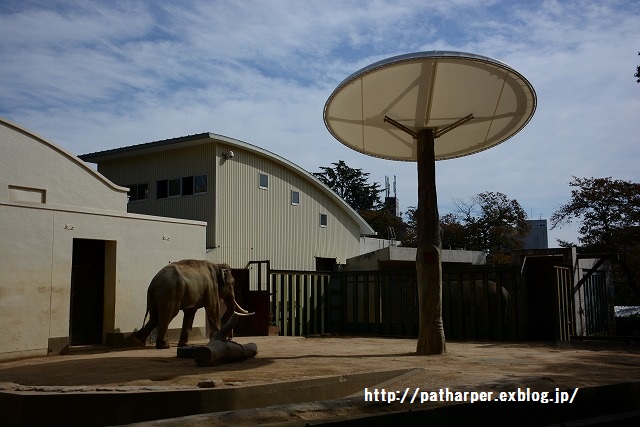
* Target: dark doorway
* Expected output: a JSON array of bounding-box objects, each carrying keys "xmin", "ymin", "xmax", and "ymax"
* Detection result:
[
  {"xmin": 525, "ymin": 257, "xmax": 574, "ymax": 340},
  {"xmin": 525, "ymin": 258, "xmax": 556, "ymax": 340},
  {"xmin": 316, "ymin": 257, "xmax": 337, "ymax": 272},
  {"xmin": 70, "ymin": 239, "xmax": 105, "ymax": 345},
  {"xmin": 233, "ymin": 268, "xmax": 270, "ymax": 336}
]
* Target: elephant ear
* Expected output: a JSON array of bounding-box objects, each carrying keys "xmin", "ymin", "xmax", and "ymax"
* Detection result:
[
  {"xmin": 214, "ymin": 266, "xmax": 223, "ymax": 284},
  {"xmin": 216, "ymin": 266, "xmax": 230, "ymax": 284}
]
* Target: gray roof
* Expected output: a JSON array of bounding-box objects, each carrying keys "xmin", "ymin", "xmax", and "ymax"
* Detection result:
[{"xmin": 80, "ymin": 133, "xmax": 376, "ymax": 236}]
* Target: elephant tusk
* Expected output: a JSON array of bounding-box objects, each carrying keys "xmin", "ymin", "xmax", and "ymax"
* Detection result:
[
  {"xmin": 234, "ymin": 311, "xmax": 255, "ymax": 316},
  {"xmin": 233, "ymin": 299, "xmax": 251, "ymax": 314}
]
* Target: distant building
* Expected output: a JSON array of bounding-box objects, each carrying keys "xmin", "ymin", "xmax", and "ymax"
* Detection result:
[
  {"xmin": 523, "ymin": 219, "xmax": 548, "ymax": 249},
  {"xmin": 384, "ymin": 196, "xmax": 400, "ymax": 217},
  {"xmin": 345, "ymin": 246, "xmax": 486, "ymax": 271},
  {"xmin": 80, "ymin": 133, "xmax": 376, "ymax": 272}
]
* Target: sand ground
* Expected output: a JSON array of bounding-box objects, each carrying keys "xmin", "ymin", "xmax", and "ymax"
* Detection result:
[{"xmin": 1, "ymin": 336, "xmax": 639, "ymax": 425}]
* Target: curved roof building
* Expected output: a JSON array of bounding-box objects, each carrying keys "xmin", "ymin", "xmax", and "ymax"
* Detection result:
[{"xmin": 81, "ymin": 133, "xmax": 375, "ymax": 271}]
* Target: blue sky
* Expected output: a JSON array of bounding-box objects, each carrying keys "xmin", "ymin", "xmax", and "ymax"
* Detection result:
[{"xmin": 2, "ymin": 0, "xmax": 639, "ymax": 245}]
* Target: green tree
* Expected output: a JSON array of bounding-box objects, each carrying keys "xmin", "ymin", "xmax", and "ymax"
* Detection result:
[
  {"xmin": 401, "ymin": 206, "xmax": 418, "ymax": 247},
  {"xmin": 313, "ymin": 160, "xmax": 382, "ymax": 212},
  {"xmin": 404, "ymin": 192, "xmax": 530, "ymax": 264},
  {"xmin": 551, "ymin": 177, "xmax": 640, "ymax": 303},
  {"xmin": 550, "ymin": 177, "xmax": 640, "ymax": 249},
  {"xmin": 448, "ymin": 192, "xmax": 530, "ymax": 263},
  {"xmin": 360, "ymin": 208, "xmax": 408, "ymax": 241},
  {"xmin": 635, "ymin": 51, "xmax": 640, "ymax": 83},
  {"xmin": 440, "ymin": 212, "xmax": 469, "ymax": 250}
]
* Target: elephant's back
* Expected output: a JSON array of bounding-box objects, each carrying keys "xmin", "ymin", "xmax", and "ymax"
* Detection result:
[
  {"xmin": 148, "ymin": 264, "xmax": 188, "ymax": 299},
  {"xmin": 149, "ymin": 261, "xmax": 216, "ymax": 302}
]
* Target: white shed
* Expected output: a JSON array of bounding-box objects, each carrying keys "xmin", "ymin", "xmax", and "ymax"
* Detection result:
[{"xmin": 0, "ymin": 118, "xmax": 207, "ymax": 359}]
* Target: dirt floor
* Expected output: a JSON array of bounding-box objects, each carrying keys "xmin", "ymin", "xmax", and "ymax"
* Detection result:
[{"xmin": 1, "ymin": 336, "xmax": 639, "ymax": 425}]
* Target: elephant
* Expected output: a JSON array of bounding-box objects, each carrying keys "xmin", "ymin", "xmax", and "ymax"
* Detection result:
[{"xmin": 133, "ymin": 260, "xmax": 253, "ymax": 349}]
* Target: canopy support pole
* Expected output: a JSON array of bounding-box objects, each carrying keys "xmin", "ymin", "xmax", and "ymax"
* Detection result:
[
  {"xmin": 415, "ymin": 128, "xmax": 446, "ymax": 355},
  {"xmin": 383, "ymin": 116, "xmax": 450, "ymax": 355}
]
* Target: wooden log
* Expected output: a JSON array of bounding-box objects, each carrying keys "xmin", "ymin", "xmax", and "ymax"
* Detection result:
[{"xmin": 193, "ymin": 313, "xmax": 258, "ymax": 367}]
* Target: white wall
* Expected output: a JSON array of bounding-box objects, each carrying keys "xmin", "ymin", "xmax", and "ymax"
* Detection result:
[
  {"xmin": 0, "ymin": 118, "xmax": 206, "ymax": 360},
  {"xmin": 360, "ymin": 236, "xmax": 401, "ymax": 254},
  {"xmin": 0, "ymin": 200, "xmax": 206, "ymax": 360},
  {"xmin": 0, "ymin": 118, "xmax": 127, "ymax": 211}
]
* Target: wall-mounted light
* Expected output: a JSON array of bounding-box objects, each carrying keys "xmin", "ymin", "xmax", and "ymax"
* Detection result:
[{"xmin": 222, "ymin": 150, "xmax": 235, "ymax": 160}]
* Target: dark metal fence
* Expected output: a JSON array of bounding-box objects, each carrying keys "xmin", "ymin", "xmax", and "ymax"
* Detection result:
[
  {"xmin": 270, "ymin": 270, "xmax": 329, "ymax": 336},
  {"xmin": 577, "ymin": 271, "xmax": 612, "ymax": 336},
  {"xmin": 443, "ymin": 266, "xmax": 522, "ymax": 340},
  {"xmin": 270, "ymin": 266, "xmax": 524, "ymax": 340},
  {"xmin": 326, "ymin": 266, "xmax": 523, "ymax": 340},
  {"xmin": 265, "ymin": 258, "xmax": 614, "ymax": 341},
  {"xmin": 327, "ymin": 270, "xmax": 418, "ymax": 337},
  {"xmin": 553, "ymin": 266, "xmax": 575, "ymax": 341}
]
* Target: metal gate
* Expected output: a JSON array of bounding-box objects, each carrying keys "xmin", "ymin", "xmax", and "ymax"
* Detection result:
[
  {"xmin": 553, "ymin": 265, "xmax": 575, "ymax": 341},
  {"xmin": 271, "ymin": 270, "xmax": 329, "ymax": 336},
  {"xmin": 575, "ymin": 270, "xmax": 612, "ymax": 336}
]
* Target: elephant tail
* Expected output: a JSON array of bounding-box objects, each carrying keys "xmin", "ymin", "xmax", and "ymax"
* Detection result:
[
  {"xmin": 141, "ymin": 290, "xmax": 152, "ymax": 329},
  {"xmin": 141, "ymin": 309, "xmax": 149, "ymax": 329}
]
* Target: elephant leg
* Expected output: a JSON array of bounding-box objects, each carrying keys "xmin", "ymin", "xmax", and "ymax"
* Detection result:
[
  {"xmin": 178, "ymin": 309, "xmax": 197, "ymax": 347},
  {"xmin": 134, "ymin": 311, "xmax": 159, "ymax": 345},
  {"xmin": 155, "ymin": 304, "xmax": 179, "ymax": 349}
]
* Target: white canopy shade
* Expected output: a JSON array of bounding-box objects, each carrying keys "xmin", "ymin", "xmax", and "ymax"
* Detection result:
[{"xmin": 323, "ymin": 51, "xmax": 536, "ymax": 161}]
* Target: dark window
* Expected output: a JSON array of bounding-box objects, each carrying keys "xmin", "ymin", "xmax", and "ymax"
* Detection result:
[
  {"xmin": 320, "ymin": 213, "xmax": 328, "ymax": 227},
  {"xmin": 316, "ymin": 257, "xmax": 336, "ymax": 272},
  {"xmin": 182, "ymin": 176, "xmax": 194, "ymax": 196},
  {"xmin": 139, "ymin": 183, "xmax": 149, "ymax": 200},
  {"xmin": 194, "ymin": 175, "xmax": 207, "ymax": 193},
  {"xmin": 291, "ymin": 190, "xmax": 300, "ymax": 205},
  {"xmin": 157, "ymin": 180, "xmax": 168, "ymax": 199},
  {"xmin": 168, "ymin": 178, "xmax": 181, "ymax": 197},
  {"xmin": 158, "ymin": 175, "xmax": 207, "ymax": 199},
  {"xmin": 259, "ymin": 173, "xmax": 268, "ymax": 189},
  {"xmin": 127, "ymin": 183, "xmax": 148, "ymax": 201}
]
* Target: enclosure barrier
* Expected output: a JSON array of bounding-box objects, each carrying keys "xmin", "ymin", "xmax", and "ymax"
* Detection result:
[
  {"xmin": 576, "ymin": 270, "xmax": 612, "ymax": 336},
  {"xmin": 271, "ymin": 266, "xmax": 525, "ymax": 340},
  {"xmin": 270, "ymin": 270, "xmax": 329, "ymax": 336},
  {"xmin": 326, "ymin": 267, "xmax": 522, "ymax": 340}
]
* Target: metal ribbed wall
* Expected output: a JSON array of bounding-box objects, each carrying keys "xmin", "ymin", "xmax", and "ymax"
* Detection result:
[
  {"xmin": 98, "ymin": 143, "xmax": 216, "ymax": 246},
  {"xmin": 96, "ymin": 137, "xmax": 363, "ymax": 272},
  {"xmin": 212, "ymin": 143, "xmax": 360, "ymax": 271}
]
